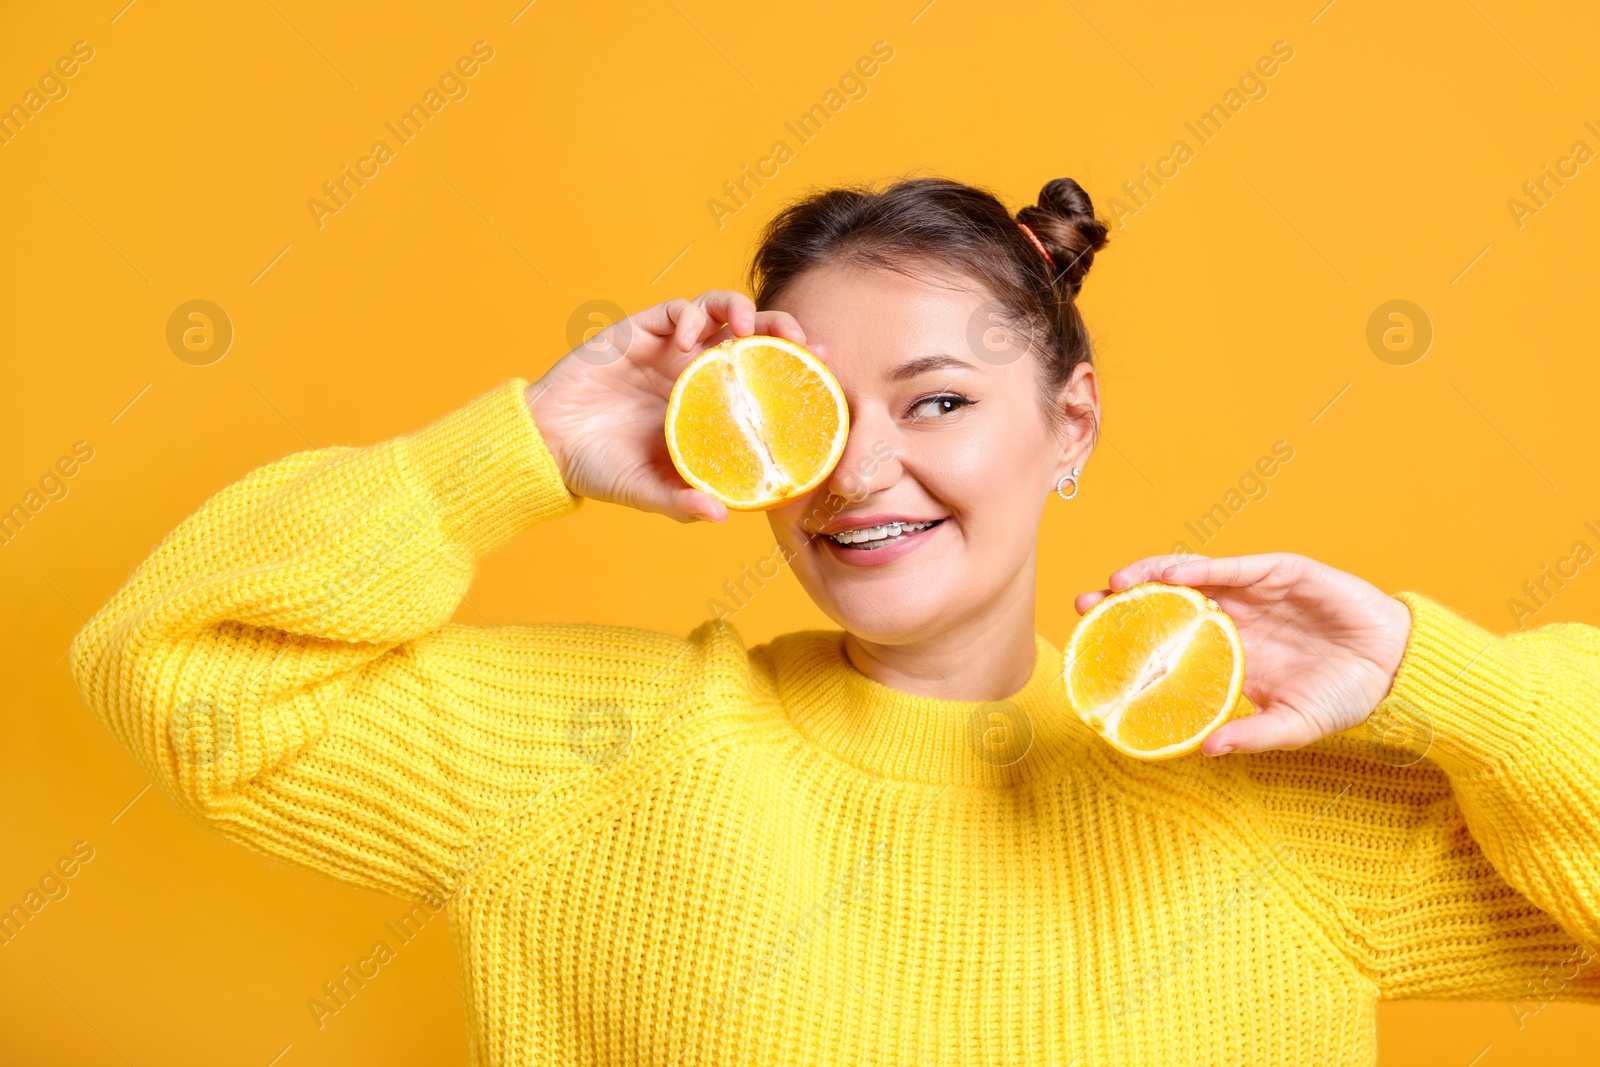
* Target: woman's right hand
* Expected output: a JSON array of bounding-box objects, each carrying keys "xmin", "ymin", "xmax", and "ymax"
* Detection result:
[{"xmin": 525, "ymin": 289, "xmax": 811, "ymax": 524}]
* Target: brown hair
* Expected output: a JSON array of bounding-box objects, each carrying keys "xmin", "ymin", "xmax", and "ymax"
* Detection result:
[{"xmin": 748, "ymin": 174, "xmax": 1109, "ymax": 435}]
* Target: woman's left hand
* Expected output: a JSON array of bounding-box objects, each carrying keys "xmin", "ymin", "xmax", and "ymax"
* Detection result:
[{"xmin": 1075, "ymin": 552, "xmax": 1414, "ymax": 756}]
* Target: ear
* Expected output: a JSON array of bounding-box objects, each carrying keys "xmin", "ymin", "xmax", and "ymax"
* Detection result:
[{"xmin": 1050, "ymin": 361, "xmax": 1100, "ymax": 485}]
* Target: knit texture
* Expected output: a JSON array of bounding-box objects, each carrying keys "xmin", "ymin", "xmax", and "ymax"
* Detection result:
[{"xmin": 70, "ymin": 378, "xmax": 1600, "ymax": 1065}]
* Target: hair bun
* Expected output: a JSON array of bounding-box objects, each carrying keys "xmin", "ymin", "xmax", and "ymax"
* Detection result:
[{"xmin": 1017, "ymin": 177, "xmax": 1109, "ymax": 297}]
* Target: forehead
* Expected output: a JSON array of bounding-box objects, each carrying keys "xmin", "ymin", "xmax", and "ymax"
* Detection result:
[{"xmin": 769, "ymin": 261, "xmax": 992, "ymax": 369}]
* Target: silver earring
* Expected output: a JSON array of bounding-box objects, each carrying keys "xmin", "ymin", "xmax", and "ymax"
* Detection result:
[{"xmin": 1055, "ymin": 468, "xmax": 1080, "ymax": 501}]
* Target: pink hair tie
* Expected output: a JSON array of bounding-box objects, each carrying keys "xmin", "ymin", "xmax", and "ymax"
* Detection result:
[{"xmin": 1017, "ymin": 221, "xmax": 1057, "ymax": 270}]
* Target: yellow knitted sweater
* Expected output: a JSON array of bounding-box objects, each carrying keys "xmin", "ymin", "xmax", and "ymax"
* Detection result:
[{"xmin": 71, "ymin": 378, "xmax": 1600, "ymax": 1065}]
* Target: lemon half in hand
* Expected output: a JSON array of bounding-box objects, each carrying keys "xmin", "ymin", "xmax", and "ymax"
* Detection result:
[{"xmin": 1064, "ymin": 582, "xmax": 1256, "ymax": 760}]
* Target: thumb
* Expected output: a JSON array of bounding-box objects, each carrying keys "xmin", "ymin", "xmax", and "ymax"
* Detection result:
[
  {"xmin": 1203, "ymin": 703, "xmax": 1321, "ymax": 756},
  {"xmin": 658, "ymin": 485, "xmax": 728, "ymax": 524},
  {"xmin": 618, "ymin": 465, "xmax": 726, "ymax": 523}
]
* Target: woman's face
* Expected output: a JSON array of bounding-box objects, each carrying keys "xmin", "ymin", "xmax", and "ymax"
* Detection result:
[{"xmin": 767, "ymin": 261, "xmax": 1099, "ymax": 646}]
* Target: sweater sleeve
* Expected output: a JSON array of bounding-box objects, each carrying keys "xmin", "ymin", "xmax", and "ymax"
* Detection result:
[
  {"xmin": 1249, "ymin": 591, "xmax": 1600, "ymax": 1007},
  {"xmin": 69, "ymin": 377, "xmax": 711, "ymax": 906}
]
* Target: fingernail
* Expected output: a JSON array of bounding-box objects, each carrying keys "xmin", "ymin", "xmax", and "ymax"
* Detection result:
[{"xmin": 1209, "ymin": 745, "xmax": 1231, "ymax": 756}]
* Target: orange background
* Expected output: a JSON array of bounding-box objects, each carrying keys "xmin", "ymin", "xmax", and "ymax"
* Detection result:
[{"xmin": 3, "ymin": 0, "xmax": 1597, "ymax": 1063}]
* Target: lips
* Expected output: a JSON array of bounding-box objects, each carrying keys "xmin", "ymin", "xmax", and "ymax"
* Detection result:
[
  {"xmin": 804, "ymin": 515, "xmax": 949, "ymax": 568},
  {"xmin": 825, "ymin": 519, "xmax": 942, "ymax": 548}
]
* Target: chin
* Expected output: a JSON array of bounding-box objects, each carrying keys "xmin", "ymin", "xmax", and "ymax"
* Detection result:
[{"xmin": 798, "ymin": 551, "xmax": 970, "ymax": 644}]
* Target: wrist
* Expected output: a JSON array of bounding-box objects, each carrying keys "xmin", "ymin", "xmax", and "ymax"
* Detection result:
[
  {"xmin": 399, "ymin": 379, "xmax": 578, "ymax": 559},
  {"xmin": 1374, "ymin": 594, "xmax": 1414, "ymax": 702},
  {"xmin": 523, "ymin": 379, "xmax": 569, "ymax": 482},
  {"xmin": 1382, "ymin": 591, "xmax": 1535, "ymax": 777}
]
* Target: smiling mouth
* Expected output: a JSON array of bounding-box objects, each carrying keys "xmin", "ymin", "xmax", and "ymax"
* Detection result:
[{"xmin": 825, "ymin": 519, "xmax": 944, "ymax": 549}]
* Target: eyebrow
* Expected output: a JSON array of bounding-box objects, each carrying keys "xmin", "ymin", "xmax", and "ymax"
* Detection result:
[{"xmin": 888, "ymin": 353, "xmax": 977, "ymax": 381}]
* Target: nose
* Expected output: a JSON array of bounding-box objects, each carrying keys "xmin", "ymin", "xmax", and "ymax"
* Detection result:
[{"xmin": 821, "ymin": 405, "xmax": 899, "ymax": 512}]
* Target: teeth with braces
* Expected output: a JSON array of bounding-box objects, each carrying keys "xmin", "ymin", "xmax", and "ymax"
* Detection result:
[{"xmin": 828, "ymin": 520, "xmax": 937, "ymax": 546}]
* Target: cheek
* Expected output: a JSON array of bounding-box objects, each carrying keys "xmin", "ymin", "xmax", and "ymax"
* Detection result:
[
  {"xmin": 764, "ymin": 506, "xmax": 836, "ymax": 605},
  {"xmin": 767, "ymin": 497, "xmax": 818, "ymax": 540},
  {"xmin": 766, "ymin": 503, "xmax": 820, "ymax": 569},
  {"xmin": 916, "ymin": 412, "xmax": 1051, "ymax": 518}
]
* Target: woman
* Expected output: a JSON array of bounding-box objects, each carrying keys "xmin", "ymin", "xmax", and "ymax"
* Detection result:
[{"xmin": 71, "ymin": 177, "xmax": 1598, "ymax": 1065}]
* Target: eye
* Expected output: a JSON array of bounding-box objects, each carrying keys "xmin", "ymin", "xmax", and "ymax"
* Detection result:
[{"xmin": 909, "ymin": 393, "xmax": 975, "ymax": 419}]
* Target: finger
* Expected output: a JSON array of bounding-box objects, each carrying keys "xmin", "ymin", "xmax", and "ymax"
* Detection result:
[
  {"xmin": 637, "ymin": 297, "xmax": 720, "ymax": 353},
  {"xmin": 675, "ymin": 487, "xmax": 729, "ymax": 524},
  {"xmin": 668, "ymin": 298, "xmax": 711, "ymax": 351},
  {"xmin": 692, "ymin": 290, "xmax": 756, "ymax": 338},
  {"xmin": 1074, "ymin": 589, "xmax": 1111, "ymax": 614},
  {"xmin": 701, "ymin": 321, "xmax": 737, "ymax": 350},
  {"xmin": 631, "ymin": 298, "xmax": 685, "ymax": 339},
  {"xmin": 626, "ymin": 297, "xmax": 702, "ymax": 351},
  {"xmin": 636, "ymin": 476, "xmax": 730, "ymax": 524},
  {"xmin": 702, "ymin": 310, "xmax": 815, "ymax": 355},
  {"xmin": 1160, "ymin": 553, "xmax": 1285, "ymax": 590},
  {"xmin": 1203, "ymin": 703, "xmax": 1321, "ymax": 756},
  {"xmin": 1107, "ymin": 552, "xmax": 1209, "ymax": 592},
  {"xmin": 752, "ymin": 309, "xmax": 807, "ymax": 346}
]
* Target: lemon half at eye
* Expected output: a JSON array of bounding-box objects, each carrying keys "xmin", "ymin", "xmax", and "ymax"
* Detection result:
[{"xmin": 664, "ymin": 334, "xmax": 849, "ymax": 511}]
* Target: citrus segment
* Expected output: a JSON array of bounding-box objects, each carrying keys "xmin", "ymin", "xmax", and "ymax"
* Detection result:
[
  {"xmin": 1115, "ymin": 617, "xmax": 1235, "ymax": 750},
  {"xmin": 1064, "ymin": 582, "xmax": 1253, "ymax": 760},
  {"xmin": 669, "ymin": 360, "xmax": 767, "ymax": 502},
  {"xmin": 1067, "ymin": 591, "xmax": 1200, "ymax": 710},
  {"xmin": 739, "ymin": 343, "xmax": 841, "ymax": 488},
  {"xmin": 664, "ymin": 335, "xmax": 849, "ymax": 510}
]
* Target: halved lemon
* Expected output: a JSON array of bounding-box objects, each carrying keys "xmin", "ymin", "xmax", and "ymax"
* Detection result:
[
  {"xmin": 1064, "ymin": 582, "xmax": 1255, "ymax": 760},
  {"xmin": 664, "ymin": 334, "xmax": 849, "ymax": 510}
]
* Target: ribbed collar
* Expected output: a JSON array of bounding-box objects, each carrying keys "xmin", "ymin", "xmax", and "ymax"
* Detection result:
[{"xmin": 766, "ymin": 630, "xmax": 1099, "ymax": 787}]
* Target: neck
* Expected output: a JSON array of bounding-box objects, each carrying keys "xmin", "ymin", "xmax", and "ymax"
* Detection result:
[{"xmin": 841, "ymin": 559, "xmax": 1039, "ymax": 701}]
